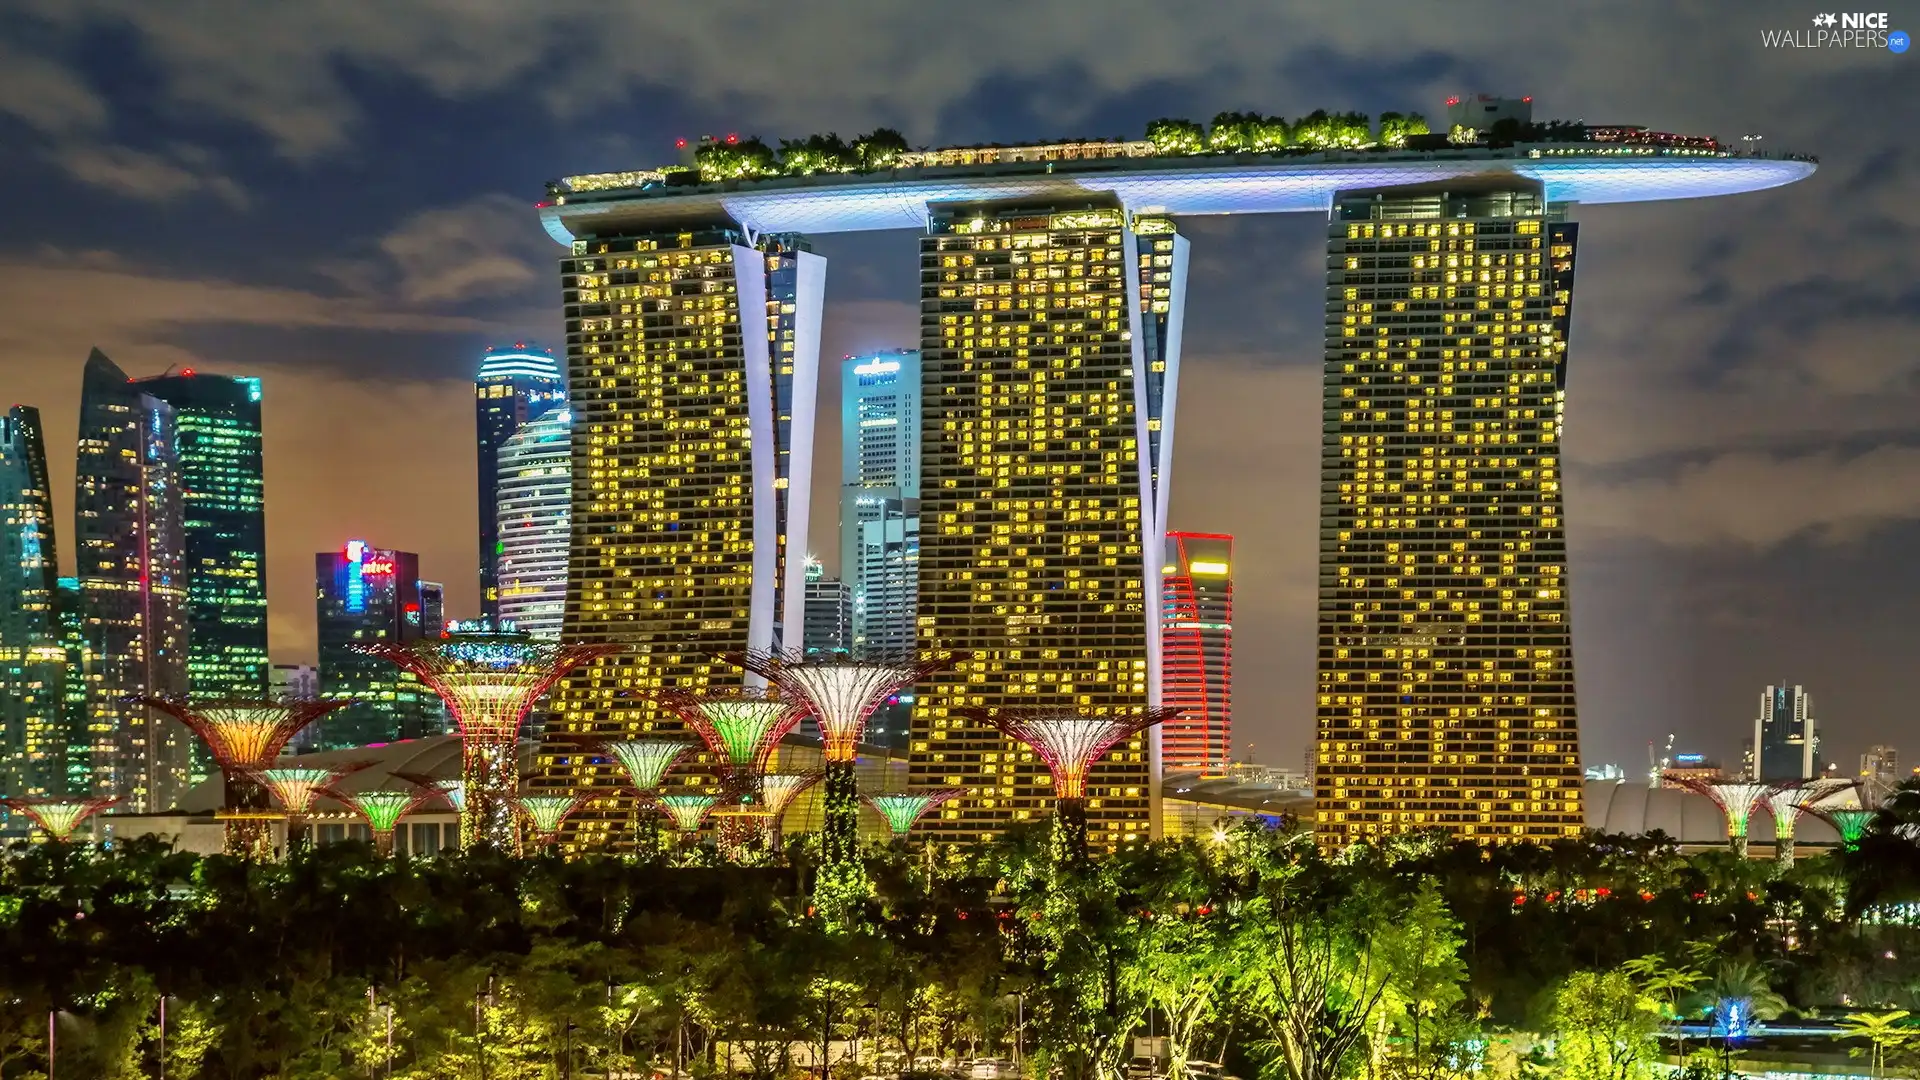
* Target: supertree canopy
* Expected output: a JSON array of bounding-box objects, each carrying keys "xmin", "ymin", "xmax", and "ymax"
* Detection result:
[
  {"xmin": 258, "ymin": 762, "xmax": 373, "ymax": 852},
  {"xmin": 137, "ymin": 697, "xmax": 348, "ymax": 859},
  {"xmin": 353, "ymin": 633, "xmax": 621, "ymax": 850},
  {"xmin": 1813, "ymin": 806, "xmax": 1879, "ymax": 849},
  {"xmin": 327, "ymin": 787, "xmax": 432, "ymax": 857},
  {"xmin": 727, "ymin": 651, "xmax": 959, "ymax": 922},
  {"xmin": 516, "ymin": 793, "xmax": 590, "ymax": 851},
  {"xmin": 657, "ymin": 793, "xmax": 717, "ymax": 835},
  {"xmin": 658, "ymin": 690, "xmax": 808, "ymax": 780},
  {"xmin": 865, "ymin": 789, "xmax": 964, "ymax": 838},
  {"xmin": 958, "ymin": 706, "xmax": 1180, "ymax": 860},
  {"xmin": 396, "ymin": 773, "xmax": 466, "ymax": 813},
  {"xmin": 604, "ymin": 739, "xmax": 697, "ymax": 793},
  {"xmin": 1665, "ymin": 774, "xmax": 1788, "ymax": 858},
  {"xmin": 1761, "ymin": 778, "xmax": 1855, "ymax": 866},
  {"xmin": 0, "ymin": 796, "xmax": 119, "ymax": 842}
]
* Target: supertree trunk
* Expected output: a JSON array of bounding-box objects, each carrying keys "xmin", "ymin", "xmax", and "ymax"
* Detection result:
[
  {"xmin": 285, "ymin": 816, "xmax": 312, "ymax": 854},
  {"xmin": 1731, "ymin": 833, "xmax": 1749, "ymax": 860},
  {"xmin": 224, "ymin": 774, "xmax": 276, "ymax": 860},
  {"xmin": 1055, "ymin": 797, "xmax": 1091, "ymax": 863},
  {"xmin": 463, "ymin": 738, "xmax": 519, "ymax": 852},
  {"xmin": 813, "ymin": 760, "xmax": 867, "ymax": 926},
  {"xmin": 372, "ymin": 829, "xmax": 396, "ymax": 858},
  {"xmin": 1774, "ymin": 837, "xmax": 1794, "ymax": 869}
]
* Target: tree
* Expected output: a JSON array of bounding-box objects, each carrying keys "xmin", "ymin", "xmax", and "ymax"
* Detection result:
[
  {"xmin": 1377, "ymin": 112, "xmax": 1430, "ymax": 148},
  {"xmin": 780, "ymin": 133, "xmax": 856, "ymax": 175},
  {"xmin": 852, "ymin": 128, "xmax": 910, "ymax": 171},
  {"xmin": 1551, "ymin": 970, "xmax": 1661, "ymax": 1080},
  {"xmin": 1840, "ymin": 1009, "xmax": 1917, "ymax": 1078},
  {"xmin": 1145, "ymin": 118, "xmax": 1205, "ymax": 155},
  {"xmin": 696, "ymin": 137, "xmax": 777, "ymax": 181},
  {"xmin": 1118, "ymin": 843, "xmax": 1235, "ymax": 1080},
  {"xmin": 1371, "ymin": 880, "xmax": 1469, "ymax": 1077}
]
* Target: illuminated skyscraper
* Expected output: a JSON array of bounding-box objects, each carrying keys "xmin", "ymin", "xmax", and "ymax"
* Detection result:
[
  {"xmin": 476, "ymin": 344, "xmax": 564, "ymax": 621},
  {"xmin": 0, "ymin": 406, "xmax": 66, "ymax": 802},
  {"xmin": 802, "ymin": 559, "xmax": 852, "ymax": 656},
  {"xmin": 53, "ymin": 578, "xmax": 89, "ymax": 794},
  {"xmin": 495, "ymin": 407, "xmax": 572, "ymax": 639},
  {"xmin": 535, "ymin": 222, "xmax": 824, "ymax": 844},
  {"xmin": 1161, "ymin": 532, "xmax": 1232, "ymax": 770},
  {"xmin": 1754, "ymin": 683, "xmax": 1817, "ymax": 781},
  {"xmin": 76, "ymin": 348, "xmax": 191, "ymax": 811},
  {"xmin": 1313, "ymin": 180, "xmax": 1584, "ymax": 847},
  {"xmin": 134, "ymin": 370, "xmax": 268, "ymax": 707},
  {"xmin": 313, "ymin": 541, "xmax": 440, "ymax": 748},
  {"xmin": 909, "ymin": 203, "xmax": 1186, "ymax": 847},
  {"xmin": 841, "ymin": 349, "xmax": 922, "ymax": 748}
]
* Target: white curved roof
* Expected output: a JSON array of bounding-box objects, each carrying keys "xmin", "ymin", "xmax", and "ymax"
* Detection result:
[
  {"xmin": 541, "ymin": 151, "xmax": 1814, "ymax": 241},
  {"xmin": 1582, "ymin": 780, "xmax": 1847, "ymax": 846}
]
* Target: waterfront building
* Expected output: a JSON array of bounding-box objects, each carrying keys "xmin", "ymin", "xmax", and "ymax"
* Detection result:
[
  {"xmin": 495, "ymin": 407, "xmax": 571, "ymax": 640},
  {"xmin": 1161, "ymin": 532, "xmax": 1232, "ymax": 770},
  {"xmin": 1312, "ymin": 180, "xmax": 1585, "ymax": 846},
  {"xmin": 76, "ymin": 349, "xmax": 191, "ymax": 811},
  {"xmin": 313, "ymin": 541, "xmax": 441, "ymax": 747},
  {"xmin": 475, "ymin": 344, "xmax": 564, "ymax": 621}
]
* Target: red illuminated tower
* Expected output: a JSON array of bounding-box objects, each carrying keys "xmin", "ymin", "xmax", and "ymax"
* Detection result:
[
  {"xmin": 1161, "ymin": 532, "xmax": 1232, "ymax": 770},
  {"xmin": 354, "ymin": 632, "xmax": 620, "ymax": 850},
  {"xmin": 958, "ymin": 706, "xmax": 1179, "ymax": 860},
  {"xmin": 138, "ymin": 697, "xmax": 347, "ymax": 859}
]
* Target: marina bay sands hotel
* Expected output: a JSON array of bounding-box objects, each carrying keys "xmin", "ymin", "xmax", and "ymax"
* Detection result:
[{"xmin": 532, "ymin": 101, "xmax": 1814, "ymax": 849}]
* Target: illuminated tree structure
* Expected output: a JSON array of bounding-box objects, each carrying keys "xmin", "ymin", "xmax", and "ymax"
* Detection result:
[
  {"xmin": 354, "ymin": 634, "xmax": 621, "ymax": 850},
  {"xmin": 656, "ymin": 793, "xmax": 718, "ymax": 857},
  {"xmin": 602, "ymin": 739, "xmax": 696, "ymax": 855},
  {"xmin": 257, "ymin": 763, "xmax": 373, "ymax": 853},
  {"xmin": 328, "ymin": 787, "xmax": 432, "ymax": 857},
  {"xmin": 0, "ymin": 796, "xmax": 119, "ymax": 842},
  {"xmin": 516, "ymin": 793, "xmax": 590, "ymax": 853},
  {"xmin": 137, "ymin": 697, "xmax": 347, "ymax": 859},
  {"xmin": 397, "ymin": 773, "xmax": 466, "ymax": 814},
  {"xmin": 1665, "ymin": 774, "xmax": 1788, "ymax": 859},
  {"xmin": 864, "ymin": 789, "xmax": 965, "ymax": 840},
  {"xmin": 959, "ymin": 706, "xmax": 1180, "ymax": 861},
  {"xmin": 1761, "ymin": 778, "xmax": 1854, "ymax": 867},
  {"xmin": 1812, "ymin": 806, "xmax": 1879, "ymax": 850}
]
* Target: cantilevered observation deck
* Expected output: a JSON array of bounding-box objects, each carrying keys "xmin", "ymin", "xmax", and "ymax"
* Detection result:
[{"xmin": 539, "ymin": 144, "xmax": 1815, "ymax": 240}]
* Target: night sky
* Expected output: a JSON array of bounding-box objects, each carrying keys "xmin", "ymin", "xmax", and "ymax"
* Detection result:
[{"xmin": 1, "ymin": 3, "xmax": 1913, "ymax": 777}]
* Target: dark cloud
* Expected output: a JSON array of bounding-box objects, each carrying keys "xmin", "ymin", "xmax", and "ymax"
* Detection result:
[{"xmin": 0, "ymin": 0, "xmax": 1914, "ymax": 775}]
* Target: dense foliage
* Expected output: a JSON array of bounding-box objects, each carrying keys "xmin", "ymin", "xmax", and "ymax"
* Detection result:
[{"xmin": 3, "ymin": 817, "xmax": 1920, "ymax": 1080}]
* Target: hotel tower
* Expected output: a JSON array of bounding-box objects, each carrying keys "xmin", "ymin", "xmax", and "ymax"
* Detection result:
[
  {"xmin": 539, "ymin": 223, "xmax": 824, "ymax": 844},
  {"xmin": 907, "ymin": 201, "xmax": 1186, "ymax": 848},
  {"xmin": 1312, "ymin": 178, "xmax": 1584, "ymax": 846}
]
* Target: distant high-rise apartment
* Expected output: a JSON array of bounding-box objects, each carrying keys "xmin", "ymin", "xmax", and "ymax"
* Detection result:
[
  {"xmin": 1754, "ymin": 684, "xmax": 1817, "ymax": 781},
  {"xmin": 76, "ymin": 348, "xmax": 191, "ymax": 811},
  {"xmin": 0, "ymin": 406, "xmax": 67, "ymax": 800},
  {"xmin": 802, "ymin": 559, "xmax": 852, "ymax": 656},
  {"xmin": 909, "ymin": 203, "xmax": 1186, "ymax": 847},
  {"xmin": 53, "ymin": 578, "xmax": 90, "ymax": 794},
  {"xmin": 134, "ymin": 370, "xmax": 268, "ymax": 711},
  {"xmin": 495, "ymin": 406, "xmax": 571, "ymax": 640},
  {"xmin": 841, "ymin": 349, "xmax": 923, "ymax": 749},
  {"xmin": 536, "ymin": 223, "xmax": 825, "ymax": 844},
  {"xmin": 313, "ymin": 541, "xmax": 440, "ymax": 747},
  {"xmin": 1161, "ymin": 532, "xmax": 1232, "ymax": 770},
  {"xmin": 476, "ymin": 344, "xmax": 564, "ymax": 622},
  {"xmin": 1313, "ymin": 180, "xmax": 1585, "ymax": 847}
]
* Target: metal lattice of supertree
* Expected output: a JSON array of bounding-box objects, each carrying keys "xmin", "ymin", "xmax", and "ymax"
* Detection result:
[
  {"xmin": 1665, "ymin": 774, "xmax": 1791, "ymax": 859},
  {"xmin": 600, "ymin": 739, "xmax": 697, "ymax": 856},
  {"xmin": 353, "ymin": 633, "xmax": 622, "ymax": 850},
  {"xmin": 137, "ymin": 697, "xmax": 349, "ymax": 859},
  {"xmin": 516, "ymin": 793, "xmax": 591, "ymax": 853},
  {"xmin": 326, "ymin": 787, "xmax": 432, "ymax": 857},
  {"xmin": 0, "ymin": 796, "xmax": 120, "ymax": 842},
  {"xmin": 656, "ymin": 793, "xmax": 718, "ymax": 841},
  {"xmin": 728, "ymin": 651, "xmax": 960, "ymax": 909},
  {"xmin": 864, "ymin": 789, "xmax": 965, "ymax": 839},
  {"xmin": 1812, "ymin": 807, "xmax": 1880, "ymax": 850},
  {"xmin": 395, "ymin": 773, "xmax": 466, "ymax": 813},
  {"xmin": 753, "ymin": 771, "xmax": 820, "ymax": 852},
  {"xmin": 1761, "ymin": 778, "xmax": 1855, "ymax": 867},
  {"xmin": 959, "ymin": 706, "xmax": 1180, "ymax": 861},
  {"xmin": 256, "ymin": 762, "xmax": 374, "ymax": 853}
]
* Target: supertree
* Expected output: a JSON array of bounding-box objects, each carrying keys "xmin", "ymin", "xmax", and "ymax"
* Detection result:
[
  {"xmin": 353, "ymin": 633, "xmax": 621, "ymax": 850},
  {"xmin": 656, "ymin": 793, "xmax": 718, "ymax": 853},
  {"xmin": 1811, "ymin": 807, "xmax": 1879, "ymax": 850},
  {"xmin": 713, "ymin": 771, "xmax": 818, "ymax": 860},
  {"xmin": 257, "ymin": 763, "xmax": 373, "ymax": 853},
  {"xmin": 327, "ymin": 786, "xmax": 433, "ymax": 857},
  {"xmin": 1761, "ymin": 778, "xmax": 1855, "ymax": 867},
  {"xmin": 1664, "ymin": 774, "xmax": 1790, "ymax": 859},
  {"xmin": 136, "ymin": 697, "xmax": 348, "ymax": 859},
  {"xmin": 600, "ymin": 739, "xmax": 697, "ymax": 854},
  {"xmin": 516, "ymin": 793, "xmax": 591, "ymax": 853},
  {"xmin": 864, "ymin": 789, "xmax": 965, "ymax": 839},
  {"xmin": 958, "ymin": 706, "xmax": 1180, "ymax": 861},
  {"xmin": 728, "ymin": 650, "xmax": 959, "ymax": 874},
  {"xmin": 0, "ymin": 796, "xmax": 119, "ymax": 842},
  {"xmin": 396, "ymin": 773, "xmax": 466, "ymax": 813}
]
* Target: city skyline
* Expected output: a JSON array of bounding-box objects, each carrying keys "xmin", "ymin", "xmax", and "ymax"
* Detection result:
[{"xmin": 0, "ymin": 4, "xmax": 1909, "ymax": 781}]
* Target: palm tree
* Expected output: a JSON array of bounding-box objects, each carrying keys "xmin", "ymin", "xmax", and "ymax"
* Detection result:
[{"xmin": 1840, "ymin": 1010, "xmax": 1916, "ymax": 1078}]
